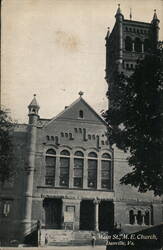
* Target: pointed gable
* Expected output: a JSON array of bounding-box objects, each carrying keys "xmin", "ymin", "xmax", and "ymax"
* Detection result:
[{"xmin": 46, "ymin": 97, "xmax": 106, "ymax": 127}]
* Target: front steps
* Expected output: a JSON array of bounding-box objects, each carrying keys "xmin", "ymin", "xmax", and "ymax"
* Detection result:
[{"xmin": 40, "ymin": 229, "xmax": 107, "ymax": 246}]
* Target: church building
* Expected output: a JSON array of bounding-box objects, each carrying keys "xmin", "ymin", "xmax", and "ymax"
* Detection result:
[{"xmin": 0, "ymin": 6, "xmax": 162, "ymax": 246}]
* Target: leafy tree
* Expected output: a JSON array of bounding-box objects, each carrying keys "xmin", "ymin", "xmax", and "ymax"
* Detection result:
[
  {"xmin": 0, "ymin": 109, "xmax": 15, "ymax": 183},
  {"xmin": 105, "ymin": 48, "xmax": 163, "ymax": 196}
]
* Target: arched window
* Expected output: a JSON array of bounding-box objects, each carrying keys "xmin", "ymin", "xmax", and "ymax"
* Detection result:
[
  {"xmin": 102, "ymin": 153, "xmax": 111, "ymax": 159},
  {"xmin": 88, "ymin": 152, "xmax": 97, "ymax": 158},
  {"xmin": 75, "ymin": 151, "xmax": 84, "ymax": 157},
  {"xmin": 129, "ymin": 210, "xmax": 135, "ymax": 225},
  {"xmin": 60, "ymin": 150, "xmax": 70, "ymax": 187},
  {"xmin": 88, "ymin": 152, "xmax": 97, "ymax": 188},
  {"xmin": 144, "ymin": 39, "xmax": 150, "ymax": 52},
  {"xmin": 79, "ymin": 110, "xmax": 84, "ymax": 118},
  {"xmin": 45, "ymin": 149, "xmax": 56, "ymax": 186},
  {"xmin": 144, "ymin": 211, "xmax": 150, "ymax": 225},
  {"xmin": 137, "ymin": 210, "xmax": 143, "ymax": 225},
  {"xmin": 101, "ymin": 153, "xmax": 111, "ymax": 189},
  {"xmin": 73, "ymin": 151, "xmax": 84, "ymax": 187},
  {"xmin": 125, "ymin": 36, "xmax": 132, "ymax": 51},
  {"xmin": 135, "ymin": 37, "xmax": 142, "ymax": 52},
  {"xmin": 46, "ymin": 149, "xmax": 56, "ymax": 154}
]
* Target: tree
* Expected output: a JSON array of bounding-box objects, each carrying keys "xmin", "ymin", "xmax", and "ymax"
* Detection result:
[
  {"xmin": 105, "ymin": 48, "xmax": 163, "ymax": 196},
  {"xmin": 0, "ymin": 109, "xmax": 15, "ymax": 183}
]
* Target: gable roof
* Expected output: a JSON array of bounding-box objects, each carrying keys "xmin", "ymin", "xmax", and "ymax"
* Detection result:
[{"xmin": 45, "ymin": 96, "xmax": 106, "ymax": 127}]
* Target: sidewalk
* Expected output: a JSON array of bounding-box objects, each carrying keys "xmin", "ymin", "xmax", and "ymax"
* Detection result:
[{"xmin": 0, "ymin": 246, "xmax": 106, "ymax": 250}]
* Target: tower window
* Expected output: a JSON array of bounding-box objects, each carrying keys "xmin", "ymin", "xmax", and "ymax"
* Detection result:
[
  {"xmin": 125, "ymin": 36, "xmax": 132, "ymax": 51},
  {"xmin": 144, "ymin": 39, "xmax": 150, "ymax": 52},
  {"xmin": 135, "ymin": 37, "xmax": 142, "ymax": 52},
  {"xmin": 79, "ymin": 110, "xmax": 84, "ymax": 118}
]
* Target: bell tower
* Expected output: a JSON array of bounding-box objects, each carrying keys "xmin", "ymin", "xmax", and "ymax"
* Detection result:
[{"xmin": 105, "ymin": 6, "xmax": 160, "ymax": 107}]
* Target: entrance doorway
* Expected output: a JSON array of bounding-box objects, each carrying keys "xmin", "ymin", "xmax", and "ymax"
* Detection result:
[
  {"xmin": 43, "ymin": 198, "xmax": 62, "ymax": 229},
  {"xmin": 99, "ymin": 201, "xmax": 114, "ymax": 231},
  {"xmin": 80, "ymin": 200, "xmax": 94, "ymax": 230}
]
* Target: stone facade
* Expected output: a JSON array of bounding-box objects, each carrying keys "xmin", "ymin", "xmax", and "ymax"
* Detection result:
[
  {"xmin": 0, "ymin": 94, "xmax": 162, "ymax": 245},
  {"xmin": 0, "ymin": 6, "xmax": 162, "ymax": 246}
]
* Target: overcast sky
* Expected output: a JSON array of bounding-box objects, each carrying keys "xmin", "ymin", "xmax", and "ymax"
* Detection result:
[{"xmin": 2, "ymin": 0, "xmax": 163, "ymax": 123}]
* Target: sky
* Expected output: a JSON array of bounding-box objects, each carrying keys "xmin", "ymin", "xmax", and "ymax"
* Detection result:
[{"xmin": 1, "ymin": 0, "xmax": 163, "ymax": 123}]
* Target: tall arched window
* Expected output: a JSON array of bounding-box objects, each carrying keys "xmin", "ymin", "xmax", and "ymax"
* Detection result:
[
  {"xmin": 137, "ymin": 210, "xmax": 143, "ymax": 225},
  {"xmin": 45, "ymin": 149, "xmax": 56, "ymax": 186},
  {"xmin": 60, "ymin": 150, "xmax": 70, "ymax": 187},
  {"xmin": 135, "ymin": 37, "xmax": 142, "ymax": 52},
  {"xmin": 129, "ymin": 210, "xmax": 135, "ymax": 225},
  {"xmin": 144, "ymin": 211, "xmax": 150, "ymax": 225},
  {"xmin": 73, "ymin": 151, "xmax": 84, "ymax": 187},
  {"xmin": 125, "ymin": 36, "xmax": 132, "ymax": 51},
  {"xmin": 101, "ymin": 153, "xmax": 111, "ymax": 189},
  {"xmin": 88, "ymin": 152, "xmax": 97, "ymax": 188}
]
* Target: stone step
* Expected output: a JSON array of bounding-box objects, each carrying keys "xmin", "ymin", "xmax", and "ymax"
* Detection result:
[{"xmin": 40, "ymin": 229, "xmax": 107, "ymax": 246}]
